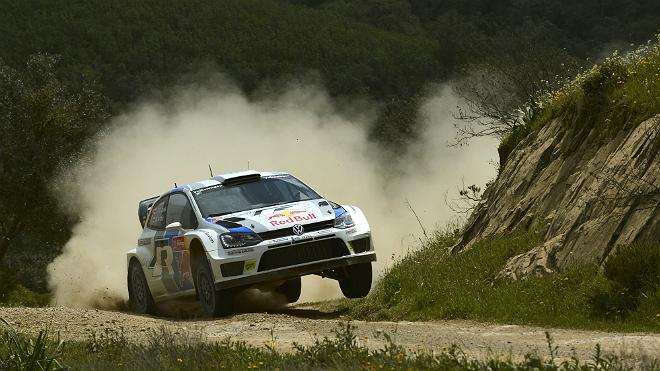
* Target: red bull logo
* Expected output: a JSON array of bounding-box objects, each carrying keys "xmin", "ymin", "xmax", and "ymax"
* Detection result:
[
  {"xmin": 268, "ymin": 210, "xmax": 308, "ymax": 220},
  {"xmin": 268, "ymin": 210, "xmax": 316, "ymax": 226}
]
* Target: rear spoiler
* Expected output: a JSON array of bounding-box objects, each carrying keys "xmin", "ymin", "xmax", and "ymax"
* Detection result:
[{"xmin": 138, "ymin": 196, "xmax": 159, "ymax": 228}]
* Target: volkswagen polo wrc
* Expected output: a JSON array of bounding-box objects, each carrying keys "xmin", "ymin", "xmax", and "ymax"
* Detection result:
[{"xmin": 127, "ymin": 170, "xmax": 376, "ymax": 316}]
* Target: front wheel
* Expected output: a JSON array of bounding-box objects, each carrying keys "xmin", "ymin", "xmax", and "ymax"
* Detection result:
[
  {"xmin": 339, "ymin": 263, "xmax": 372, "ymax": 298},
  {"xmin": 128, "ymin": 261, "xmax": 156, "ymax": 315},
  {"xmin": 195, "ymin": 259, "xmax": 234, "ymax": 317}
]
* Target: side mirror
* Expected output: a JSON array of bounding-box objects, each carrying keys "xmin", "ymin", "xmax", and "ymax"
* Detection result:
[{"xmin": 165, "ymin": 222, "xmax": 182, "ymax": 232}]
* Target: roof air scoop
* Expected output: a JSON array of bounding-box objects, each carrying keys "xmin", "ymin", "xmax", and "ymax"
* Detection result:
[{"xmin": 212, "ymin": 170, "xmax": 261, "ymax": 186}]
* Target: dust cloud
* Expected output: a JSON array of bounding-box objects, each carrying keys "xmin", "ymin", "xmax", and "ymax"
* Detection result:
[{"xmin": 47, "ymin": 79, "xmax": 497, "ymax": 309}]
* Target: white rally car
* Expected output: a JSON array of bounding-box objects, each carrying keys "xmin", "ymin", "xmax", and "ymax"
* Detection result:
[{"xmin": 127, "ymin": 170, "xmax": 376, "ymax": 316}]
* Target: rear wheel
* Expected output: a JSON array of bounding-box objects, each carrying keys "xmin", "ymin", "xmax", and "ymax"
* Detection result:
[
  {"xmin": 195, "ymin": 259, "xmax": 234, "ymax": 317},
  {"xmin": 128, "ymin": 261, "xmax": 156, "ymax": 315},
  {"xmin": 339, "ymin": 263, "xmax": 372, "ymax": 298},
  {"xmin": 276, "ymin": 277, "xmax": 302, "ymax": 303}
]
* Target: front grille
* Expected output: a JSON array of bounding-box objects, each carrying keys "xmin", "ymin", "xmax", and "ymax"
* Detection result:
[
  {"xmin": 258, "ymin": 219, "xmax": 334, "ymax": 240},
  {"xmin": 257, "ymin": 238, "xmax": 349, "ymax": 272},
  {"xmin": 350, "ymin": 237, "xmax": 371, "ymax": 253}
]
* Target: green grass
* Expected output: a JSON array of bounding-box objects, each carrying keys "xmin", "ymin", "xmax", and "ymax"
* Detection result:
[
  {"xmin": 348, "ymin": 232, "xmax": 660, "ymax": 332},
  {"xmin": 1, "ymin": 323, "xmax": 658, "ymax": 371},
  {"xmin": 499, "ymin": 35, "xmax": 660, "ymax": 166}
]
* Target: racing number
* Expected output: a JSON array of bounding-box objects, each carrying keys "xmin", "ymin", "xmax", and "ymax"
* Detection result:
[
  {"xmin": 154, "ymin": 239, "xmax": 174, "ymax": 274},
  {"xmin": 157, "ymin": 244, "xmax": 174, "ymax": 270}
]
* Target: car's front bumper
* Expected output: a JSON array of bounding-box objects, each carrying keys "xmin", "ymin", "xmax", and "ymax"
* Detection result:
[
  {"xmin": 208, "ymin": 216, "xmax": 376, "ymax": 290},
  {"xmin": 214, "ymin": 251, "xmax": 376, "ymax": 290}
]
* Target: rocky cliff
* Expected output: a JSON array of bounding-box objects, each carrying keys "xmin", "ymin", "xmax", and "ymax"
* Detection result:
[{"xmin": 453, "ymin": 114, "xmax": 660, "ymax": 279}]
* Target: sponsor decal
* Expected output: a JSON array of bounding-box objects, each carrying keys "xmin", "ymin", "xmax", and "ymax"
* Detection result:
[
  {"xmin": 171, "ymin": 236, "xmax": 194, "ymax": 290},
  {"xmin": 151, "ymin": 236, "xmax": 193, "ymax": 291},
  {"xmin": 172, "ymin": 236, "xmax": 185, "ymax": 251},
  {"xmin": 267, "ymin": 210, "xmax": 317, "ymax": 227},
  {"xmin": 150, "ymin": 238, "xmax": 170, "ymax": 268},
  {"xmin": 314, "ymin": 230, "xmax": 333, "ymax": 236},
  {"xmin": 271, "ymin": 237, "xmax": 291, "ymax": 243},
  {"xmin": 193, "ymin": 184, "xmax": 223, "ymax": 195},
  {"xmin": 244, "ymin": 260, "xmax": 257, "ymax": 271},
  {"xmin": 227, "ymin": 247, "xmax": 255, "ymax": 255},
  {"xmin": 202, "ymin": 230, "xmax": 215, "ymax": 243}
]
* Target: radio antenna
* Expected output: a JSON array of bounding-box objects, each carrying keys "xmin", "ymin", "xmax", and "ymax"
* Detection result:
[
  {"xmin": 209, "ymin": 164, "xmax": 214, "ymax": 177},
  {"xmin": 247, "ymin": 161, "xmax": 250, "ymax": 170}
]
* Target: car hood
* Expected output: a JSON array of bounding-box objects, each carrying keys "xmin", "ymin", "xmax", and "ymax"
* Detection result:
[{"xmin": 206, "ymin": 199, "xmax": 336, "ymax": 233}]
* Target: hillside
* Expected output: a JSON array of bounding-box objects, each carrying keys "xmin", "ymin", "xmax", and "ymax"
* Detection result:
[
  {"xmin": 454, "ymin": 41, "xmax": 660, "ymax": 276},
  {"xmin": 350, "ymin": 39, "xmax": 660, "ymax": 330}
]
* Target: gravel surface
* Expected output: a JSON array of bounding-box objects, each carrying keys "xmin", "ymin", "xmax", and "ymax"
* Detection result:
[{"xmin": 1, "ymin": 305, "xmax": 658, "ymax": 362}]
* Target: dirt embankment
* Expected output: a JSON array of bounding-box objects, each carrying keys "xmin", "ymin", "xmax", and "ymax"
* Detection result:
[
  {"xmin": 455, "ymin": 115, "xmax": 659, "ymax": 279},
  {"xmin": 1, "ymin": 306, "xmax": 658, "ymax": 362}
]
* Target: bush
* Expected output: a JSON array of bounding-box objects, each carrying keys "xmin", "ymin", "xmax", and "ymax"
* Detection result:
[
  {"xmin": 590, "ymin": 241, "xmax": 660, "ymax": 319},
  {"xmin": 0, "ymin": 270, "xmax": 17, "ymax": 299},
  {"xmin": 0, "ymin": 269, "xmax": 50, "ymax": 307},
  {"xmin": 579, "ymin": 57, "xmax": 628, "ymax": 107}
]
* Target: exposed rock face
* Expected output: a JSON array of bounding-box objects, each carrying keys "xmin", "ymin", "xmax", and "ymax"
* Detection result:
[{"xmin": 453, "ymin": 115, "xmax": 660, "ymax": 279}]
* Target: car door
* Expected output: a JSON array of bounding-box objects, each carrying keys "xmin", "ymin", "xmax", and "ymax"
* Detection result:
[
  {"xmin": 137, "ymin": 195, "xmax": 169, "ymax": 297},
  {"xmin": 156, "ymin": 192, "xmax": 197, "ymax": 294}
]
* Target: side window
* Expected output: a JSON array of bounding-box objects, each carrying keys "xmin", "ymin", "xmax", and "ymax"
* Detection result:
[
  {"xmin": 147, "ymin": 196, "xmax": 168, "ymax": 230},
  {"xmin": 166, "ymin": 193, "xmax": 197, "ymax": 229}
]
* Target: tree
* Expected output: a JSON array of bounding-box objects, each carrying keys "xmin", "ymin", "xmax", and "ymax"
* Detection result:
[
  {"xmin": 0, "ymin": 54, "xmax": 108, "ymax": 263},
  {"xmin": 451, "ymin": 22, "xmax": 581, "ymax": 145}
]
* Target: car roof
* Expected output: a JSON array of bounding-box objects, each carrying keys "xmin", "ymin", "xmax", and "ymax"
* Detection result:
[{"xmin": 169, "ymin": 170, "xmax": 289, "ymax": 193}]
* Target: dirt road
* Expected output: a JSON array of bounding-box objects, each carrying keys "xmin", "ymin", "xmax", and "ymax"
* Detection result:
[{"xmin": 1, "ymin": 305, "xmax": 658, "ymax": 362}]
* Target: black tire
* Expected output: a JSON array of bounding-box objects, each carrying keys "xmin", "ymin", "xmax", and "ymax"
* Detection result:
[
  {"xmin": 276, "ymin": 277, "xmax": 302, "ymax": 303},
  {"xmin": 339, "ymin": 263, "xmax": 372, "ymax": 298},
  {"xmin": 128, "ymin": 261, "xmax": 156, "ymax": 315},
  {"xmin": 195, "ymin": 259, "xmax": 234, "ymax": 317}
]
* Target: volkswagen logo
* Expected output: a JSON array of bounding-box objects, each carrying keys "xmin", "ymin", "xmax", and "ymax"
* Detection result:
[{"xmin": 292, "ymin": 224, "xmax": 305, "ymax": 236}]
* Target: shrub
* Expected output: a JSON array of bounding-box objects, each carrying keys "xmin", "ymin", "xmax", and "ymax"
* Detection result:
[
  {"xmin": 590, "ymin": 241, "xmax": 660, "ymax": 319},
  {"xmin": 579, "ymin": 57, "xmax": 628, "ymax": 107},
  {"xmin": 0, "ymin": 269, "xmax": 50, "ymax": 307},
  {"xmin": 0, "ymin": 270, "xmax": 17, "ymax": 299}
]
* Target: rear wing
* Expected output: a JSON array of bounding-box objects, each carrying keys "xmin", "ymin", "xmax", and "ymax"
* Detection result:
[{"xmin": 138, "ymin": 196, "xmax": 159, "ymax": 228}]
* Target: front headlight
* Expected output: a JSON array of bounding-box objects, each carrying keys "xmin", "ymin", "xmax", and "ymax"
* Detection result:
[
  {"xmin": 334, "ymin": 211, "xmax": 355, "ymax": 229},
  {"xmin": 220, "ymin": 232, "xmax": 262, "ymax": 249}
]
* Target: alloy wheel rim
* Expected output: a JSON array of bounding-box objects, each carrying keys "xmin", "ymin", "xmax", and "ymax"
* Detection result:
[
  {"xmin": 200, "ymin": 274, "xmax": 213, "ymax": 307},
  {"xmin": 132, "ymin": 270, "xmax": 146, "ymax": 308}
]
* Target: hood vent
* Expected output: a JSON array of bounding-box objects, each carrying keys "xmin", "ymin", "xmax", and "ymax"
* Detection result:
[{"xmin": 215, "ymin": 220, "xmax": 243, "ymax": 229}]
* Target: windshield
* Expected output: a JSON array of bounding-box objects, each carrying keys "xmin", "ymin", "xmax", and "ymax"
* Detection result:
[{"xmin": 193, "ymin": 175, "xmax": 321, "ymax": 217}]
